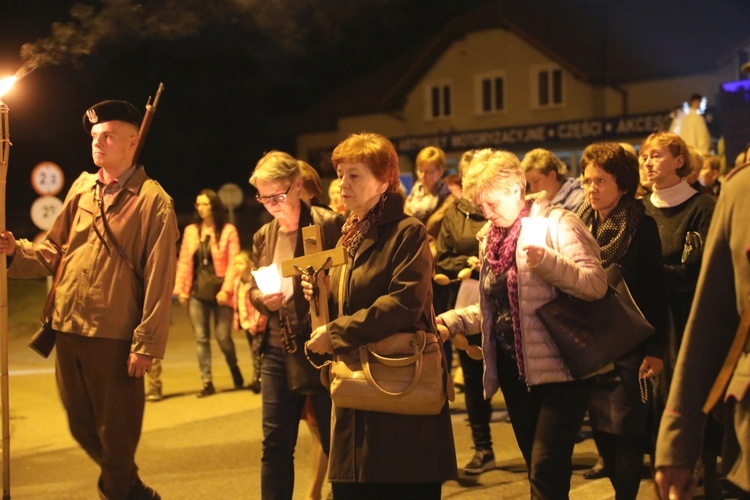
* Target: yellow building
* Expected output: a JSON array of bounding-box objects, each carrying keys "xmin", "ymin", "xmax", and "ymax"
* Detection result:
[{"xmin": 292, "ymin": 1, "xmax": 750, "ymax": 177}]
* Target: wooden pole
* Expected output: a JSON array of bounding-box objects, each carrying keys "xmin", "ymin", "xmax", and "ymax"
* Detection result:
[{"xmin": 0, "ymin": 97, "xmax": 12, "ymax": 499}]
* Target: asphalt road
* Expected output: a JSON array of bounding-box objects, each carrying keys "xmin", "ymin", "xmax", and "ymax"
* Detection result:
[{"xmin": 2, "ymin": 285, "xmax": 661, "ymax": 499}]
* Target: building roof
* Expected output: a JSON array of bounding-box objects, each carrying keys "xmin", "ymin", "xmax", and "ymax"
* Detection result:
[{"xmin": 288, "ymin": 0, "xmax": 750, "ymax": 134}]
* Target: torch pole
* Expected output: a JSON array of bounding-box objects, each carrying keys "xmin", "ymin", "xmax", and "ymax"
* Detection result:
[{"xmin": 0, "ymin": 98, "xmax": 11, "ymax": 499}]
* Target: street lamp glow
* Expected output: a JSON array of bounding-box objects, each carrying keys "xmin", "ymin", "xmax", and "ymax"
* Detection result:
[{"xmin": 0, "ymin": 76, "xmax": 16, "ymax": 98}]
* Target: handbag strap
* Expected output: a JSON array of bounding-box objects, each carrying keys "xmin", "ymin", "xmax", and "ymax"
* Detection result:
[
  {"xmin": 366, "ymin": 331, "xmax": 427, "ymax": 365},
  {"xmin": 338, "ymin": 262, "xmax": 347, "ymax": 318},
  {"xmin": 360, "ymin": 342, "xmax": 424, "ymax": 397}
]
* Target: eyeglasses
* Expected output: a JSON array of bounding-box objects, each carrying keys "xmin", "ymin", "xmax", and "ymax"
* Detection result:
[{"xmin": 255, "ymin": 185, "xmax": 291, "ymax": 205}]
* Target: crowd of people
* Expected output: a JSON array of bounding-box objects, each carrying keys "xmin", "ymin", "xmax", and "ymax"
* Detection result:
[{"xmin": 0, "ymin": 95, "xmax": 748, "ymax": 500}]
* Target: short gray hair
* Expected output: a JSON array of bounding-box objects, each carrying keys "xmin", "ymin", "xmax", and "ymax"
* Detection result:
[
  {"xmin": 463, "ymin": 148, "xmax": 525, "ymax": 203},
  {"xmin": 249, "ymin": 150, "xmax": 300, "ymax": 187}
]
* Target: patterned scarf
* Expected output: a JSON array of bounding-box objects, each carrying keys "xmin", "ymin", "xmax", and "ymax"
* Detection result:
[
  {"xmin": 577, "ymin": 196, "xmax": 644, "ymax": 268},
  {"xmin": 341, "ymin": 194, "xmax": 387, "ymax": 258},
  {"xmin": 485, "ymin": 200, "xmax": 531, "ymax": 376}
]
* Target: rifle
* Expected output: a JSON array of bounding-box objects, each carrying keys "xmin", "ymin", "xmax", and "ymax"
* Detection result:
[
  {"xmin": 28, "ymin": 83, "xmax": 166, "ymax": 358},
  {"xmin": 133, "ymin": 82, "xmax": 165, "ymax": 164}
]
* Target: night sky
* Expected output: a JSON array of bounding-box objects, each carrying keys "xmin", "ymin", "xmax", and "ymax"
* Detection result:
[{"xmin": 0, "ymin": 0, "xmax": 490, "ymax": 237}]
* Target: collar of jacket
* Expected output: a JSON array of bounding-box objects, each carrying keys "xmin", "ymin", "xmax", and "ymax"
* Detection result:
[
  {"xmin": 351, "ymin": 193, "xmax": 405, "ymax": 260},
  {"xmin": 456, "ymin": 198, "xmax": 486, "ymax": 221}
]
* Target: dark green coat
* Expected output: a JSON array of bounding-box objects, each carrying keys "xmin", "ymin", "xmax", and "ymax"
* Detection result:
[{"xmin": 327, "ymin": 193, "xmax": 457, "ymax": 484}]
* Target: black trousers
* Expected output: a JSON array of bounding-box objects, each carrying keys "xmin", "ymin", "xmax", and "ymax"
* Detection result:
[
  {"xmin": 331, "ymin": 481, "xmax": 441, "ymax": 500},
  {"xmin": 594, "ymin": 430, "xmax": 644, "ymax": 500},
  {"xmin": 458, "ymin": 346, "xmax": 493, "ymax": 451},
  {"xmin": 496, "ymin": 352, "xmax": 592, "ymax": 500}
]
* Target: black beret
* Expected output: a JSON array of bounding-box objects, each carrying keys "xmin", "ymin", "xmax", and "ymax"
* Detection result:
[{"xmin": 82, "ymin": 100, "xmax": 141, "ymax": 133}]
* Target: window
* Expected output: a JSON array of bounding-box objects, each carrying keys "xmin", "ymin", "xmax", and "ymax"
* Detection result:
[
  {"xmin": 425, "ymin": 80, "xmax": 452, "ymax": 119},
  {"xmin": 532, "ymin": 65, "xmax": 564, "ymax": 108},
  {"xmin": 475, "ymin": 71, "xmax": 506, "ymax": 115}
]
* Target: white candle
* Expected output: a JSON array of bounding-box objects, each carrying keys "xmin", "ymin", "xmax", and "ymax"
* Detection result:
[
  {"xmin": 521, "ymin": 217, "xmax": 549, "ymax": 247},
  {"xmin": 251, "ymin": 263, "xmax": 281, "ymax": 294}
]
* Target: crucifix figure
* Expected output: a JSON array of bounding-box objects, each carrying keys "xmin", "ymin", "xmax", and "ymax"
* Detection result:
[{"xmin": 281, "ymin": 225, "xmax": 347, "ymax": 330}]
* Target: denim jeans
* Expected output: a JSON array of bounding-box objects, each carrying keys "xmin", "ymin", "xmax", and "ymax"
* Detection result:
[
  {"xmin": 188, "ymin": 297, "xmax": 238, "ymax": 384},
  {"xmin": 260, "ymin": 346, "xmax": 331, "ymax": 500}
]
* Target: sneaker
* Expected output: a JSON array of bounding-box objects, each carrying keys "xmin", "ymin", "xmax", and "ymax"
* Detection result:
[
  {"xmin": 464, "ymin": 449, "xmax": 495, "ymax": 475},
  {"xmin": 197, "ymin": 382, "xmax": 215, "ymax": 398},
  {"xmin": 145, "ymin": 386, "xmax": 163, "ymax": 402}
]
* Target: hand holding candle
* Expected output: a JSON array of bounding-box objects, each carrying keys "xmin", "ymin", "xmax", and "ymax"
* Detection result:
[
  {"xmin": 252, "ymin": 263, "xmax": 284, "ymax": 311},
  {"xmin": 521, "ymin": 217, "xmax": 548, "ymax": 267},
  {"xmin": 521, "ymin": 216, "xmax": 548, "ymax": 246}
]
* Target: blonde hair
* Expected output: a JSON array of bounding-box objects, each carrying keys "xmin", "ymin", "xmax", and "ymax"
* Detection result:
[
  {"xmin": 298, "ymin": 160, "xmax": 323, "ymax": 202},
  {"xmin": 463, "ymin": 148, "xmax": 525, "ymax": 203},
  {"xmin": 640, "ymin": 131, "xmax": 691, "ymax": 178},
  {"xmin": 521, "ymin": 148, "xmax": 569, "ymax": 183},
  {"xmin": 687, "ymin": 145, "xmax": 704, "ymax": 175},
  {"xmin": 416, "ymin": 146, "xmax": 447, "ymax": 171},
  {"xmin": 249, "ymin": 150, "xmax": 300, "ymax": 187}
]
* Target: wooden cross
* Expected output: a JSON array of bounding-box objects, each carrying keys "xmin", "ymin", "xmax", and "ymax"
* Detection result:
[{"xmin": 281, "ymin": 225, "xmax": 347, "ymax": 329}]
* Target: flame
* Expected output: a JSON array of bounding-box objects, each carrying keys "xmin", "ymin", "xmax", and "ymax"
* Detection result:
[{"xmin": 0, "ymin": 76, "xmax": 17, "ymax": 98}]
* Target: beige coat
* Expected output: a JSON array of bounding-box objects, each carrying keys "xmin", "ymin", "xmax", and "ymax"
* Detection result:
[{"xmin": 9, "ymin": 167, "xmax": 179, "ymax": 358}]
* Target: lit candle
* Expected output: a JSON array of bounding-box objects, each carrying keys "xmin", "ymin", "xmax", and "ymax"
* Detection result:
[
  {"xmin": 251, "ymin": 263, "xmax": 281, "ymax": 295},
  {"xmin": 521, "ymin": 217, "xmax": 549, "ymax": 247}
]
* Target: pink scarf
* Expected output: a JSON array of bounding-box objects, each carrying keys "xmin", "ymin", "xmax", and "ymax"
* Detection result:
[{"xmin": 485, "ymin": 200, "xmax": 531, "ymax": 377}]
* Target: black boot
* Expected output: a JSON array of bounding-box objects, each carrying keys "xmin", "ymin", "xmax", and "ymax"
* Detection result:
[
  {"xmin": 230, "ymin": 365, "xmax": 244, "ymax": 389},
  {"xmin": 197, "ymin": 381, "xmax": 215, "ymax": 398},
  {"xmin": 127, "ymin": 477, "xmax": 161, "ymax": 500}
]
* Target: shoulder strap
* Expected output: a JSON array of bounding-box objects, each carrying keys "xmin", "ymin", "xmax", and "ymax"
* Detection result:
[
  {"xmin": 338, "ymin": 263, "xmax": 347, "ymax": 318},
  {"xmin": 97, "ymin": 184, "xmax": 138, "ymax": 278},
  {"xmin": 40, "ymin": 192, "xmax": 83, "ymax": 323},
  {"xmin": 703, "ymin": 294, "xmax": 750, "ymax": 413}
]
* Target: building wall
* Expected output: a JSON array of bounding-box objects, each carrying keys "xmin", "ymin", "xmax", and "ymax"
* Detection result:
[{"xmin": 295, "ymin": 26, "xmax": 739, "ymax": 169}]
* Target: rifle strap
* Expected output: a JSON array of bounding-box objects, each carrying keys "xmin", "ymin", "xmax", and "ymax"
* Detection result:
[{"xmin": 40, "ymin": 193, "xmax": 81, "ymax": 324}]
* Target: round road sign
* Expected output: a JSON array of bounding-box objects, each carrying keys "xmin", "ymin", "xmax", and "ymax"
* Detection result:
[
  {"xmin": 31, "ymin": 161, "xmax": 64, "ymax": 196},
  {"xmin": 218, "ymin": 183, "xmax": 244, "ymax": 209},
  {"xmin": 30, "ymin": 195, "xmax": 63, "ymax": 231}
]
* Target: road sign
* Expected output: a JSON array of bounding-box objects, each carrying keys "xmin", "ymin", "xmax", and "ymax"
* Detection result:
[
  {"xmin": 218, "ymin": 183, "xmax": 244, "ymax": 209},
  {"xmin": 30, "ymin": 195, "xmax": 63, "ymax": 231},
  {"xmin": 31, "ymin": 161, "xmax": 64, "ymax": 196}
]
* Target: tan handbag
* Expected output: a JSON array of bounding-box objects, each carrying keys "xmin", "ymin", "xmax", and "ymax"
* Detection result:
[
  {"xmin": 306, "ymin": 263, "xmax": 452, "ymax": 415},
  {"xmin": 328, "ymin": 330, "xmax": 447, "ymax": 415}
]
